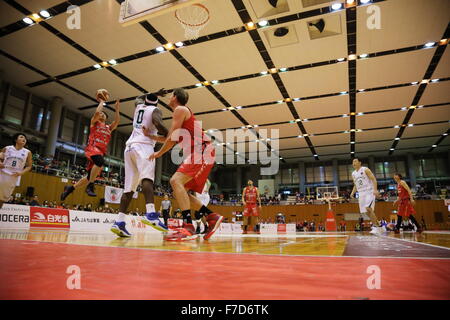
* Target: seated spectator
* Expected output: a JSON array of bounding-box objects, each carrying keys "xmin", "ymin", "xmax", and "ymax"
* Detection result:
[{"xmin": 29, "ymin": 195, "xmax": 40, "ymax": 206}]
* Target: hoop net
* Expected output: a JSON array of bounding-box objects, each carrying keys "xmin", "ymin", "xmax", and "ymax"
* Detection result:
[{"xmin": 175, "ymin": 4, "xmax": 210, "ymax": 40}]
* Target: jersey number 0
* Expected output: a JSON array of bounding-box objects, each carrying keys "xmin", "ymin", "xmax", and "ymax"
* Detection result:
[{"xmin": 136, "ymin": 110, "xmax": 145, "ymax": 124}]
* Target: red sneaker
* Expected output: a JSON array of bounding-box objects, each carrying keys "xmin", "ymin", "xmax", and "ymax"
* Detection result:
[
  {"xmin": 183, "ymin": 223, "xmax": 196, "ymax": 235},
  {"xmin": 165, "ymin": 227, "xmax": 198, "ymax": 241},
  {"xmin": 203, "ymin": 213, "xmax": 224, "ymax": 240}
]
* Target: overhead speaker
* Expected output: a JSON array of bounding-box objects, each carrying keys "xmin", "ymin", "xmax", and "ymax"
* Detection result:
[
  {"xmin": 309, "ymin": 18, "xmax": 325, "ymax": 33},
  {"xmin": 268, "ymin": 0, "xmax": 278, "ymax": 8},
  {"xmin": 274, "ymin": 27, "xmax": 289, "ymax": 37}
]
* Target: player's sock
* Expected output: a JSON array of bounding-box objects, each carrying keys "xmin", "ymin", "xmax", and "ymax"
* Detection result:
[
  {"xmin": 199, "ymin": 205, "xmax": 213, "ymax": 215},
  {"xmin": 117, "ymin": 212, "xmax": 126, "ymax": 222},
  {"xmin": 146, "ymin": 203, "xmax": 155, "ymax": 213},
  {"xmin": 182, "ymin": 210, "xmax": 193, "ymax": 224}
]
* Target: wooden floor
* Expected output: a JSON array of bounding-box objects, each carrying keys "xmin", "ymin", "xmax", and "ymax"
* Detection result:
[{"xmin": 0, "ymin": 229, "xmax": 449, "ymax": 300}]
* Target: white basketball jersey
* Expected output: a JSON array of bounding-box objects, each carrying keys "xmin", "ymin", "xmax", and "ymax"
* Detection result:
[
  {"xmin": 126, "ymin": 104, "xmax": 158, "ymax": 146},
  {"xmin": 1, "ymin": 146, "xmax": 30, "ymax": 175},
  {"xmin": 352, "ymin": 166, "xmax": 373, "ymax": 193}
]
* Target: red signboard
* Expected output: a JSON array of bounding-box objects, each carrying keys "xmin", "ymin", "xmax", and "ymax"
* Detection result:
[
  {"xmin": 30, "ymin": 207, "xmax": 70, "ymax": 229},
  {"xmin": 277, "ymin": 224, "xmax": 286, "ymax": 233},
  {"xmin": 325, "ymin": 210, "xmax": 337, "ymax": 231}
]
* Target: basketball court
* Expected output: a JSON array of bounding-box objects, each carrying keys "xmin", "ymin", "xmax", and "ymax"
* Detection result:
[
  {"xmin": 1, "ymin": 229, "xmax": 449, "ymax": 300},
  {"xmin": 0, "ymin": 0, "xmax": 449, "ymax": 303}
]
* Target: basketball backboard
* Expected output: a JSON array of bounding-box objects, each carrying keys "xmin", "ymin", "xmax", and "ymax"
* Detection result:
[
  {"xmin": 119, "ymin": 0, "xmax": 204, "ymax": 26},
  {"xmin": 316, "ymin": 186, "xmax": 339, "ymax": 201}
]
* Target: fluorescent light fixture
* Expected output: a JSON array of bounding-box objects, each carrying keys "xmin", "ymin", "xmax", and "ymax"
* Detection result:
[
  {"xmin": 108, "ymin": 59, "xmax": 117, "ymax": 65},
  {"xmin": 195, "ymin": 83, "xmax": 202, "ymax": 87},
  {"xmin": 39, "ymin": 10, "xmax": 51, "ymax": 18},
  {"xmin": 331, "ymin": 3, "xmax": 342, "ymax": 10},
  {"xmin": 279, "ymin": 67, "xmax": 287, "ymax": 72},
  {"xmin": 359, "ymin": 53, "xmax": 368, "ymax": 58},
  {"xmin": 260, "ymin": 71, "xmax": 268, "ymax": 75},
  {"xmin": 155, "ymin": 46, "xmax": 165, "ymax": 52},
  {"xmin": 211, "ymin": 80, "xmax": 219, "ymax": 84},
  {"xmin": 175, "ymin": 42, "xmax": 184, "ymax": 47},
  {"xmin": 424, "ymin": 42, "xmax": 435, "ymax": 47},
  {"xmin": 258, "ymin": 20, "xmax": 269, "ymax": 27},
  {"xmin": 432, "ymin": 145, "xmax": 437, "ymax": 148},
  {"xmin": 93, "ymin": 64, "xmax": 102, "ymax": 69},
  {"xmin": 337, "ymin": 58, "xmax": 345, "ymax": 62},
  {"xmin": 23, "ymin": 17, "xmax": 34, "ymax": 24}
]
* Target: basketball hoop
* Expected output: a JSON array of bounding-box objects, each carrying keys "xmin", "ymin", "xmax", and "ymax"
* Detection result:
[{"xmin": 175, "ymin": 3, "xmax": 210, "ymax": 40}]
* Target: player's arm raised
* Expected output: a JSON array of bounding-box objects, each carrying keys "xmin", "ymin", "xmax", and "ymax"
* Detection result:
[
  {"xmin": 91, "ymin": 100, "xmax": 105, "ymax": 126},
  {"xmin": 109, "ymin": 100, "xmax": 121, "ymax": 132},
  {"xmin": 143, "ymin": 108, "xmax": 168, "ymax": 143},
  {"xmin": 149, "ymin": 106, "xmax": 188, "ymax": 160},
  {"xmin": 400, "ymin": 180, "xmax": 415, "ymax": 205},
  {"xmin": 365, "ymin": 168, "xmax": 379, "ymax": 197}
]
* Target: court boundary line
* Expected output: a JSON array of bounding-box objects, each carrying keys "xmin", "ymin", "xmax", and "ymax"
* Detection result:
[
  {"xmin": 376, "ymin": 234, "xmax": 450, "ymax": 251},
  {"xmin": 1, "ymin": 236, "xmax": 449, "ymax": 261}
]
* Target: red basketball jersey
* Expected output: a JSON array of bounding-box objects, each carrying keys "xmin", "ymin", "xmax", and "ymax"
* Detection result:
[
  {"xmin": 397, "ymin": 183, "xmax": 410, "ymax": 200},
  {"xmin": 244, "ymin": 186, "xmax": 257, "ymax": 204},
  {"xmin": 86, "ymin": 121, "xmax": 111, "ymax": 154}
]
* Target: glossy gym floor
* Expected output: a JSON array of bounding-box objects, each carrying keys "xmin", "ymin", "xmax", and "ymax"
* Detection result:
[{"xmin": 0, "ymin": 229, "xmax": 449, "ymax": 300}]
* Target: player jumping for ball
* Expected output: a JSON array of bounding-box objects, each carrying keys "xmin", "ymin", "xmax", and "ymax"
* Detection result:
[
  {"xmin": 350, "ymin": 158, "xmax": 383, "ymax": 235},
  {"xmin": 0, "ymin": 133, "xmax": 32, "ymax": 209},
  {"xmin": 61, "ymin": 91, "xmax": 120, "ymax": 201},
  {"xmin": 149, "ymin": 88, "xmax": 223, "ymax": 241}
]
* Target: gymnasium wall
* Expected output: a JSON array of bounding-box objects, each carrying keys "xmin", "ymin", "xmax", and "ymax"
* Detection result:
[{"xmin": 12, "ymin": 172, "xmax": 450, "ymax": 230}]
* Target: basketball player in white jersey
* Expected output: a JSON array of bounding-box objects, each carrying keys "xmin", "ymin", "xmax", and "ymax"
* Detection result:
[
  {"xmin": 194, "ymin": 179, "xmax": 211, "ymax": 234},
  {"xmin": 0, "ymin": 133, "xmax": 32, "ymax": 209},
  {"xmin": 350, "ymin": 158, "xmax": 382, "ymax": 235},
  {"xmin": 111, "ymin": 89, "xmax": 169, "ymax": 237}
]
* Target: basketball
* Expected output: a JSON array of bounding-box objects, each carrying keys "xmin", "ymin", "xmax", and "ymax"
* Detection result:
[{"xmin": 96, "ymin": 89, "xmax": 110, "ymax": 102}]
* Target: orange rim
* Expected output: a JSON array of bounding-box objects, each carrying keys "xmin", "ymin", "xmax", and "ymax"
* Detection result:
[{"xmin": 174, "ymin": 3, "xmax": 210, "ymax": 27}]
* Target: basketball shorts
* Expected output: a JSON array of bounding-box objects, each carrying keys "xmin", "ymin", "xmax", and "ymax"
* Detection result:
[
  {"xmin": 358, "ymin": 191, "xmax": 375, "ymax": 213},
  {"xmin": 124, "ymin": 143, "xmax": 155, "ymax": 193},
  {"xmin": 397, "ymin": 199, "xmax": 416, "ymax": 217},
  {"xmin": 0, "ymin": 171, "xmax": 19, "ymax": 202},
  {"xmin": 177, "ymin": 150, "xmax": 215, "ymax": 194},
  {"xmin": 243, "ymin": 204, "xmax": 259, "ymax": 217}
]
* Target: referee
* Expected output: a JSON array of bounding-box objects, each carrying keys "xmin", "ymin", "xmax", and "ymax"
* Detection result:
[{"xmin": 160, "ymin": 194, "xmax": 172, "ymax": 227}]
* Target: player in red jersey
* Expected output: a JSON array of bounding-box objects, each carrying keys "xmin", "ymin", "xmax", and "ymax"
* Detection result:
[
  {"xmin": 60, "ymin": 98, "xmax": 120, "ymax": 200},
  {"xmin": 149, "ymin": 88, "xmax": 223, "ymax": 240},
  {"xmin": 241, "ymin": 180, "xmax": 261, "ymax": 234},
  {"xmin": 393, "ymin": 173, "xmax": 422, "ymax": 234}
]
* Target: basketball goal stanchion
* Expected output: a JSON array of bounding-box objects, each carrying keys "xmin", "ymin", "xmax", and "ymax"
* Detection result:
[{"xmin": 317, "ymin": 187, "xmax": 338, "ymax": 232}]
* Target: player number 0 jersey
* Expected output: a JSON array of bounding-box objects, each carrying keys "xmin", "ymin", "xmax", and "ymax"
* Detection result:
[{"xmin": 126, "ymin": 104, "xmax": 158, "ymax": 147}]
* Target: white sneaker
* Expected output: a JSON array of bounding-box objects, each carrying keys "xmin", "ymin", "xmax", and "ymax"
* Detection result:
[{"xmin": 369, "ymin": 227, "xmax": 378, "ymax": 235}]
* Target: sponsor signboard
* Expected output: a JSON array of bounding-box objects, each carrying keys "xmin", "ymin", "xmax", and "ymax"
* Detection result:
[
  {"xmin": 0, "ymin": 204, "xmax": 30, "ymax": 229},
  {"xmin": 30, "ymin": 207, "xmax": 70, "ymax": 229}
]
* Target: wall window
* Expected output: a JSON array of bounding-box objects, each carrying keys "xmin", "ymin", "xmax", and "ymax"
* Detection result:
[
  {"xmin": 61, "ymin": 118, "xmax": 75, "ymax": 141},
  {"xmin": 306, "ymin": 163, "xmax": 333, "ymax": 183},
  {"xmin": 4, "ymin": 95, "xmax": 25, "ymax": 125},
  {"xmin": 415, "ymin": 157, "xmax": 448, "ymax": 178}
]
